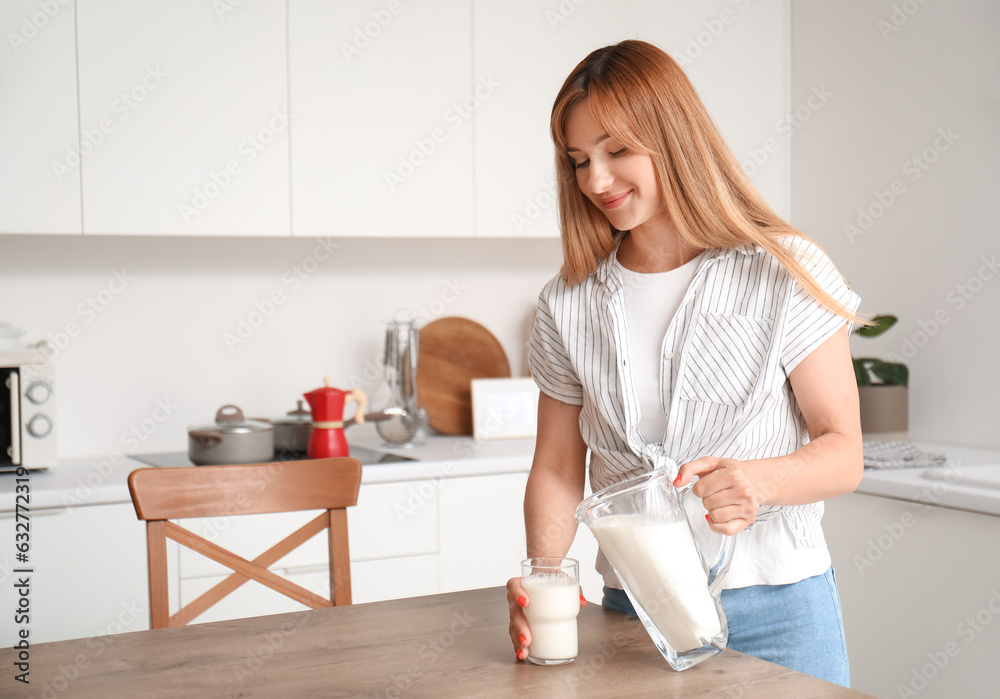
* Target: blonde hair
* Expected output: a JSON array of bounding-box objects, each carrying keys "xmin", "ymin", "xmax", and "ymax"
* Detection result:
[{"xmin": 550, "ymin": 40, "xmax": 864, "ymax": 325}]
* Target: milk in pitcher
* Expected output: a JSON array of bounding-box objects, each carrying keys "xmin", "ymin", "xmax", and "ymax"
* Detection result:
[{"xmin": 591, "ymin": 514, "xmax": 721, "ymax": 652}]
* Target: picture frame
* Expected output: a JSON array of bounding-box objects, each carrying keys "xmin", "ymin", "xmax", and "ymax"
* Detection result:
[{"xmin": 471, "ymin": 377, "xmax": 539, "ymax": 441}]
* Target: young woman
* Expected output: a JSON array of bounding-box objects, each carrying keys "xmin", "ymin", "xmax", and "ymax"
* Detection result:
[{"xmin": 506, "ymin": 40, "xmax": 865, "ymax": 687}]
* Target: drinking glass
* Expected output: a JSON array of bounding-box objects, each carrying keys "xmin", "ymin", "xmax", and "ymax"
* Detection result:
[{"xmin": 520, "ymin": 557, "xmax": 580, "ymax": 666}]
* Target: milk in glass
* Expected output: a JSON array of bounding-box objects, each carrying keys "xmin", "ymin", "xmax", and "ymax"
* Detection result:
[{"xmin": 522, "ymin": 573, "xmax": 580, "ymax": 662}]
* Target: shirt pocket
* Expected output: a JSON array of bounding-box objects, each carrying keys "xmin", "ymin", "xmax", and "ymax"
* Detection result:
[{"xmin": 680, "ymin": 312, "xmax": 774, "ymax": 406}]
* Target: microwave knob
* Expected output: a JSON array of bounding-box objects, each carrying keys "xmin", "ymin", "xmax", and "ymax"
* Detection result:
[
  {"xmin": 27, "ymin": 414, "xmax": 53, "ymax": 438},
  {"xmin": 26, "ymin": 381, "xmax": 53, "ymax": 405}
]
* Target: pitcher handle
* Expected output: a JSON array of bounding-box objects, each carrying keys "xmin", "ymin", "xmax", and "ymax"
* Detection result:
[
  {"xmin": 346, "ymin": 389, "xmax": 368, "ymax": 425},
  {"xmin": 676, "ymin": 478, "xmax": 737, "ymax": 594}
]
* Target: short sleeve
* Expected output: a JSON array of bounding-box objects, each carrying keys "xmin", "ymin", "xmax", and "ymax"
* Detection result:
[
  {"xmin": 527, "ymin": 282, "xmax": 584, "ymax": 406},
  {"xmin": 779, "ymin": 238, "xmax": 862, "ymax": 374}
]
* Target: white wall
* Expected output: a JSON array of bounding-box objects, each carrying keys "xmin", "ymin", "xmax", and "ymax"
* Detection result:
[
  {"xmin": 791, "ymin": 0, "xmax": 1000, "ymax": 449},
  {"xmin": 0, "ymin": 235, "xmax": 561, "ymax": 459}
]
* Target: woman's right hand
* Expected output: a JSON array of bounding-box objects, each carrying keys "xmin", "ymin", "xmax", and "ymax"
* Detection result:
[
  {"xmin": 507, "ymin": 577, "xmax": 530, "ymax": 661},
  {"xmin": 508, "ymin": 577, "xmax": 588, "ymax": 661}
]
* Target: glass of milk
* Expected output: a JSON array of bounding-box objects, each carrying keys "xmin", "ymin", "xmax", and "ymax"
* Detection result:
[{"xmin": 520, "ymin": 557, "xmax": 580, "ymax": 665}]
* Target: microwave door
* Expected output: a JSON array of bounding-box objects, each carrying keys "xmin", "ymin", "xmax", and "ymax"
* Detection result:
[{"xmin": 6, "ymin": 370, "xmax": 20, "ymax": 465}]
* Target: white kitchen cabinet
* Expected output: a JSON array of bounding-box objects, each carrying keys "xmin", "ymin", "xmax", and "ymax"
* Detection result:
[
  {"xmin": 0, "ymin": 503, "xmax": 152, "ymax": 645},
  {"xmin": 437, "ymin": 471, "xmax": 604, "ymax": 600},
  {"xmin": 473, "ymin": 0, "xmax": 791, "ymax": 239},
  {"xmin": 289, "ymin": 0, "xmax": 473, "ymax": 238},
  {"xmin": 75, "ymin": 0, "xmax": 290, "ymax": 235},
  {"xmin": 170, "ymin": 479, "xmax": 440, "ymax": 624},
  {"xmin": 825, "ymin": 492, "xmax": 1000, "ymax": 699},
  {"xmin": 438, "ymin": 472, "xmax": 529, "ymax": 592},
  {"xmin": 636, "ymin": 0, "xmax": 790, "ymax": 219},
  {"xmin": 176, "ymin": 480, "xmax": 439, "ymax": 578},
  {"xmin": 0, "ymin": 0, "xmax": 82, "ymax": 234},
  {"xmin": 472, "ymin": 0, "xmax": 635, "ymax": 239}
]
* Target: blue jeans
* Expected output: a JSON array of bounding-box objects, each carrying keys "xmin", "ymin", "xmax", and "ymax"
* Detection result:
[{"xmin": 601, "ymin": 566, "xmax": 850, "ymax": 687}]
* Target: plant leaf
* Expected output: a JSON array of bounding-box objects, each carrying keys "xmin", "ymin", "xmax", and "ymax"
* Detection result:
[
  {"xmin": 853, "ymin": 358, "xmax": 872, "ymax": 386},
  {"xmin": 870, "ymin": 361, "xmax": 909, "ymax": 386},
  {"xmin": 857, "ymin": 314, "xmax": 898, "ymax": 338}
]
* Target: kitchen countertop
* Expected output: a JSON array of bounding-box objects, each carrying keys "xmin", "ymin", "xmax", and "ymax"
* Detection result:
[
  {"xmin": 4, "ymin": 433, "xmax": 999, "ymax": 517},
  {"xmin": 851, "ymin": 440, "xmax": 1000, "ymax": 516},
  {"xmin": 0, "ymin": 427, "xmax": 537, "ymax": 513}
]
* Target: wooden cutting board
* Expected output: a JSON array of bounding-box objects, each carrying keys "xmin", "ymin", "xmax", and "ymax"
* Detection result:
[{"xmin": 417, "ymin": 317, "xmax": 511, "ymax": 435}]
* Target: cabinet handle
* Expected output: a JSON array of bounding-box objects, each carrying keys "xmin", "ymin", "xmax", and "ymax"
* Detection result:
[{"xmin": 0, "ymin": 507, "xmax": 66, "ymax": 520}]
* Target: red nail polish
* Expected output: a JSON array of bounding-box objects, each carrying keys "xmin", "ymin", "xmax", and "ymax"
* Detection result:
[
  {"xmin": 580, "ymin": 592, "xmax": 588, "ymax": 606},
  {"xmin": 705, "ymin": 514, "xmax": 710, "ymax": 522},
  {"xmin": 517, "ymin": 595, "xmax": 527, "ymax": 607},
  {"xmin": 672, "ymin": 474, "xmax": 682, "ymax": 486},
  {"xmin": 519, "ymin": 634, "xmax": 527, "ymax": 645}
]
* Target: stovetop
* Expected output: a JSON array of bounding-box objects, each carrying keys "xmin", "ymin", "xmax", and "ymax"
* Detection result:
[{"xmin": 131, "ymin": 445, "xmax": 416, "ymax": 468}]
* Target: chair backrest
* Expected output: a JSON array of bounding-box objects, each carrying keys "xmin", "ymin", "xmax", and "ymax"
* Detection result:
[{"xmin": 128, "ymin": 458, "xmax": 362, "ymax": 629}]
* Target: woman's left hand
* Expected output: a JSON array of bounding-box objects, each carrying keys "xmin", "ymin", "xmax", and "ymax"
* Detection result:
[{"xmin": 672, "ymin": 457, "xmax": 761, "ymax": 535}]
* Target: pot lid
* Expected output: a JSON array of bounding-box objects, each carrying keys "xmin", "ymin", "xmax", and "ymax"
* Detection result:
[
  {"xmin": 191, "ymin": 404, "xmax": 273, "ymax": 434},
  {"xmin": 274, "ymin": 399, "xmax": 312, "ymax": 425}
]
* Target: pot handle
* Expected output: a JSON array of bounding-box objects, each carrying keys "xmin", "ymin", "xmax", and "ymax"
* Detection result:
[
  {"xmin": 215, "ymin": 404, "xmax": 245, "ymax": 423},
  {"xmin": 189, "ymin": 430, "xmax": 223, "ymax": 447},
  {"xmin": 346, "ymin": 390, "xmax": 368, "ymax": 425}
]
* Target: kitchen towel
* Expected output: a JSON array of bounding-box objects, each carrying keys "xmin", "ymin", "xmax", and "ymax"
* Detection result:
[{"xmin": 862, "ymin": 440, "xmax": 949, "ymax": 470}]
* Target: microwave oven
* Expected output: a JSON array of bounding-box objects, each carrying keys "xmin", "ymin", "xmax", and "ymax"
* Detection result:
[{"xmin": 1, "ymin": 350, "xmax": 57, "ymax": 471}]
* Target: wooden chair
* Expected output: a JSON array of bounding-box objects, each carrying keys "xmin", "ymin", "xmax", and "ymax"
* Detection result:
[{"xmin": 127, "ymin": 458, "xmax": 362, "ymax": 629}]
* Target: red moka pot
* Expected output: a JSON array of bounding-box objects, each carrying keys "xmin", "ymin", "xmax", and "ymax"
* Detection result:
[{"xmin": 303, "ymin": 377, "xmax": 367, "ymax": 459}]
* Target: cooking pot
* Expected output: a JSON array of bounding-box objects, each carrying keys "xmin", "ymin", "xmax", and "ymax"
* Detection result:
[
  {"xmin": 272, "ymin": 400, "xmax": 312, "ymax": 456},
  {"xmin": 188, "ymin": 404, "xmax": 274, "ymax": 466}
]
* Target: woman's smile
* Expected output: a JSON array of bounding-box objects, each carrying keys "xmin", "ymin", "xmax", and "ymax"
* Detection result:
[{"xmin": 601, "ymin": 191, "xmax": 632, "ymax": 209}]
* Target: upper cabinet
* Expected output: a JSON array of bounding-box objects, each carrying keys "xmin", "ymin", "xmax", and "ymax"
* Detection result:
[
  {"xmin": 289, "ymin": 0, "xmax": 473, "ymax": 238},
  {"xmin": 472, "ymin": 0, "xmax": 790, "ymax": 238},
  {"xmin": 472, "ymin": 1, "xmax": 635, "ymax": 238},
  {"xmin": 636, "ymin": 0, "xmax": 790, "ymax": 220},
  {"xmin": 0, "ymin": 0, "xmax": 82, "ymax": 234},
  {"xmin": 76, "ymin": 0, "xmax": 290, "ymax": 235},
  {"xmin": 3, "ymin": 1, "xmax": 788, "ymax": 237}
]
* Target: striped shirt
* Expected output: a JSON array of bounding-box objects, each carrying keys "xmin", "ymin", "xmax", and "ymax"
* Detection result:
[{"xmin": 528, "ymin": 236, "xmax": 861, "ymax": 589}]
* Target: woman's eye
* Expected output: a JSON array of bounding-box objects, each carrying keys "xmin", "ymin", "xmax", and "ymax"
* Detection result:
[
  {"xmin": 572, "ymin": 158, "xmax": 589, "ymax": 170},
  {"xmin": 611, "ymin": 147, "xmax": 628, "ymax": 158}
]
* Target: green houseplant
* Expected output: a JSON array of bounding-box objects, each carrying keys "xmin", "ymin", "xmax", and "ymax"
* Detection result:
[
  {"xmin": 853, "ymin": 314, "xmax": 909, "ymax": 435},
  {"xmin": 853, "ymin": 314, "xmax": 908, "ymax": 387}
]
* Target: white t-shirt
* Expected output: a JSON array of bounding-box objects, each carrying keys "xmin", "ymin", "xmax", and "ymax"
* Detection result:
[{"xmin": 614, "ymin": 252, "xmax": 705, "ymax": 445}]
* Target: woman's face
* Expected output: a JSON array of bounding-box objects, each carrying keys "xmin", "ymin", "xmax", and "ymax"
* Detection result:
[{"xmin": 564, "ymin": 98, "xmax": 669, "ymax": 234}]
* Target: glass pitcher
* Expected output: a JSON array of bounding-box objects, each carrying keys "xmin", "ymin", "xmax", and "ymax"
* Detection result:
[{"xmin": 575, "ymin": 460, "xmax": 736, "ymax": 671}]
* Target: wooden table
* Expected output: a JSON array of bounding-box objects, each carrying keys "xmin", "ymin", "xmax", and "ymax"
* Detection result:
[{"xmin": 2, "ymin": 587, "xmax": 872, "ymax": 698}]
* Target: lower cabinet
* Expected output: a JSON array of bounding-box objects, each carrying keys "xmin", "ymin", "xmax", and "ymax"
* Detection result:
[
  {"xmin": 0, "ymin": 503, "xmax": 151, "ymax": 646},
  {"xmin": 825, "ymin": 492, "xmax": 1000, "ymax": 699},
  {"xmin": 173, "ymin": 479, "xmax": 442, "ymax": 625},
  {"xmin": 437, "ymin": 470, "xmax": 603, "ymax": 601},
  {"xmin": 438, "ymin": 472, "xmax": 529, "ymax": 593}
]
